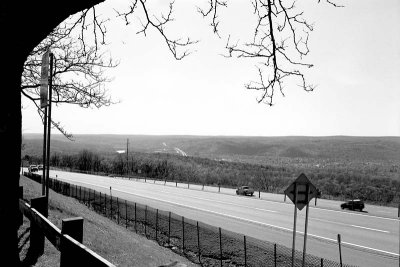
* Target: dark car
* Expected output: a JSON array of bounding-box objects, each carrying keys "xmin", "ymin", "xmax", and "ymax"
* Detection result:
[
  {"xmin": 28, "ymin": 165, "xmax": 38, "ymax": 173},
  {"xmin": 340, "ymin": 199, "xmax": 365, "ymax": 211},
  {"xmin": 236, "ymin": 186, "xmax": 255, "ymax": 196}
]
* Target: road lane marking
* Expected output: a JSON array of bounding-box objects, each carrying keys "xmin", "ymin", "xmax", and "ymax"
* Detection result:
[
  {"xmin": 52, "ymin": 173, "xmax": 394, "ymax": 234},
  {"xmin": 350, "ymin": 225, "xmax": 390, "ymax": 233},
  {"xmin": 113, "ymin": 186, "xmax": 399, "ymax": 257},
  {"xmin": 310, "ymin": 217, "xmax": 390, "ymax": 234},
  {"xmin": 139, "ymin": 187, "xmax": 393, "ymax": 234},
  {"xmin": 53, "ymin": 176, "xmax": 398, "ymax": 258}
]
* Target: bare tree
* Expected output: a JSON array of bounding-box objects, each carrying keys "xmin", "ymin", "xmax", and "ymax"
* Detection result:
[
  {"xmin": 199, "ymin": 0, "xmax": 341, "ymax": 106},
  {"xmin": 21, "ymin": 15, "xmax": 118, "ymax": 138},
  {"xmin": 0, "ymin": 0, "xmax": 339, "ymax": 264}
]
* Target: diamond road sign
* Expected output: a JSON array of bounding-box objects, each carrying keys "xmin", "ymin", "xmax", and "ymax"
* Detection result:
[{"xmin": 284, "ymin": 173, "xmax": 318, "ymax": 211}]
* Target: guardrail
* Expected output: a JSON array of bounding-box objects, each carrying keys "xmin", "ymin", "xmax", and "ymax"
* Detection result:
[{"xmin": 19, "ymin": 185, "xmax": 115, "ymax": 267}]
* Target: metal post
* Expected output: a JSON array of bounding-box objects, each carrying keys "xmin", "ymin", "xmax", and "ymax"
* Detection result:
[
  {"xmin": 244, "ymin": 235, "xmax": 247, "ymax": 267},
  {"xmin": 104, "ymin": 191, "xmax": 107, "ymax": 216},
  {"xmin": 302, "ymin": 185, "xmax": 311, "ymax": 267},
  {"xmin": 110, "ymin": 195, "xmax": 113, "ymax": 219},
  {"xmin": 219, "ymin": 227, "xmax": 223, "ymax": 267},
  {"xmin": 182, "ymin": 217, "xmax": 185, "ymax": 253},
  {"xmin": 42, "ymin": 106, "xmax": 47, "ymax": 195},
  {"xmin": 125, "ymin": 200, "xmax": 128, "ymax": 228},
  {"xmin": 145, "ymin": 205, "xmax": 147, "ymax": 237},
  {"xmin": 168, "ymin": 212, "xmax": 171, "ymax": 244},
  {"xmin": 197, "ymin": 221, "xmax": 201, "ymax": 264},
  {"xmin": 337, "ymin": 234, "xmax": 343, "ymax": 267},
  {"xmin": 156, "ymin": 209, "xmax": 159, "ymax": 242},
  {"xmin": 117, "ymin": 197, "xmax": 120, "ymax": 224},
  {"xmin": 274, "ymin": 243, "xmax": 277, "ymax": 267},
  {"xmin": 321, "ymin": 258, "xmax": 324, "ymax": 267},
  {"xmin": 45, "ymin": 53, "xmax": 54, "ymax": 205},
  {"xmin": 135, "ymin": 203, "xmax": 137, "ymax": 233},
  {"xmin": 291, "ymin": 183, "xmax": 298, "ymax": 267}
]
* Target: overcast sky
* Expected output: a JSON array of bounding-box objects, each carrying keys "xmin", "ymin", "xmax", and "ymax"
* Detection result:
[{"xmin": 22, "ymin": 0, "xmax": 400, "ymax": 137}]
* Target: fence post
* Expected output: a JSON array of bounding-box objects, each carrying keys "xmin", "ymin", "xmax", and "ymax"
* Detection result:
[
  {"xmin": 135, "ymin": 203, "xmax": 137, "ymax": 233},
  {"xmin": 156, "ymin": 209, "xmax": 159, "ymax": 242},
  {"xmin": 168, "ymin": 212, "xmax": 171, "ymax": 244},
  {"xmin": 110, "ymin": 195, "xmax": 113, "ymax": 219},
  {"xmin": 321, "ymin": 258, "xmax": 324, "ymax": 267},
  {"xmin": 99, "ymin": 192, "xmax": 102, "ymax": 213},
  {"xmin": 117, "ymin": 197, "xmax": 120, "ymax": 225},
  {"xmin": 125, "ymin": 200, "xmax": 128, "ymax": 228},
  {"xmin": 79, "ymin": 186, "xmax": 82, "ymax": 201},
  {"xmin": 219, "ymin": 227, "xmax": 223, "ymax": 267},
  {"xmin": 244, "ymin": 235, "xmax": 247, "ymax": 267},
  {"xmin": 176, "ymin": 181, "xmax": 177, "ymax": 187},
  {"xmin": 104, "ymin": 192, "xmax": 107, "ymax": 217},
  {"xmin": 274, "ymin": 243, "xmax": 277, "ymax": 267},
  {"xmin": 60, "ymin": 217, "xmax": 84, "ymax": 267},
  {"xmin": 30, "ymin": 196, "xmax": 47, "ymax": 256},
  {"xmin": 197, "ymin": 221, "xmax": 201, "ymax": 264},
  {"xmin": 182, "ymin": 217, "xmax": 185, "ymax": 253},
  {"xmin": 88, "ymin": 189, "xmax": 91, "ymax": 207},
  {"xmin": 145, "ymin": 205, "xmax": 148, "ymax": 237}
]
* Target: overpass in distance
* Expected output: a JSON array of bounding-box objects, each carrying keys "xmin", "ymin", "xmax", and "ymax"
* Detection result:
[{"xmin": 27, "ymin": 169, "xmax": 399, "ymax": 267}]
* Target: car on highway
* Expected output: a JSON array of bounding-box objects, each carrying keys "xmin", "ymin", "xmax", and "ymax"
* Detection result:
[
  {"xmin": 236, "ymin": 186, "xmax": 255, "ymax": 196},
  {"xmin": 38, "ymin": 164, "xmax": 43, "ymax": 171},
  {"xmin": 28, "ymin": 165, "xmax": 38, "ymax": 173},
  {"xmin": 340, "ymin": 199, "xmax": 365, "ymax": 211}
]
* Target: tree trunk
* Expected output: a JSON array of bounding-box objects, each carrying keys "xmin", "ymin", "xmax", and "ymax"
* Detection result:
[{"xmin": 0, "ymin": 1, "xmax": 103, "ymax": 265}]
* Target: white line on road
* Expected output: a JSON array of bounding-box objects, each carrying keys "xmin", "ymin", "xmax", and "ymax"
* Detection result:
[{"xmin": 350, "ymin": 224, "xmax": 390, "ymax": 233}]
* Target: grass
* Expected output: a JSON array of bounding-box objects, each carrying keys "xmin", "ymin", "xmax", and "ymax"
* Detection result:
[{"xmin": 18, "ymin": 175, "xmax": 198, "ymax": 267}]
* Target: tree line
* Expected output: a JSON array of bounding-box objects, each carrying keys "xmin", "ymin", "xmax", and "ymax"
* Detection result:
[{"xmin": 24, "ymin": 149, "xmax": 400, "ymax": 206}]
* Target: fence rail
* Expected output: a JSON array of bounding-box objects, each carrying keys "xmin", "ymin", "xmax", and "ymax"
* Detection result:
[
  {"xmin": 19, "ymin": 181, "xmax": 115, "ymax": 266},
  {"xmin": 23, "ymin": 171, "xmax": 357, "ymax": 267}
]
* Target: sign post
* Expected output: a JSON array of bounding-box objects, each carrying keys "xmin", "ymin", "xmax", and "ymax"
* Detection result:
[
  {"xmin": 40, "ymin": 49, "xmax": 54, "ymax": 217},
  {"xmin": 40, "ymin": 50, "xmax": 50, "ymax": 197},
  {"xmin": 337, "ymin": 234, "xmax": 343, "ymax": 267},
  {"xmin": 284, "ymin": 173, "xmax": 318, "ymax": 267}
]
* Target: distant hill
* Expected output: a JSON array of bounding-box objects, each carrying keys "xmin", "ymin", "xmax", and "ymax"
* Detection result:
[{"xmin": 22, "ymin": 134, "xmax": 400, "ymax": 163}]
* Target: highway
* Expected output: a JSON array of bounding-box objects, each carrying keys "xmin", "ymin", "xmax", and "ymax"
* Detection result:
[{"xmin": 31, "ymin": 169, "xmax": 399, "ymax": 267}]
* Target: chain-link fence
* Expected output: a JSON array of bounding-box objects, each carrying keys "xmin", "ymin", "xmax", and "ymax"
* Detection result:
[{"xmin": 24, "ymin": 172, "xmax": 357, "ymax": 267}]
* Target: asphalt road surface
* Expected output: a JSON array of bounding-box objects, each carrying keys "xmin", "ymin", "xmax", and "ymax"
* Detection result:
[{"xmin": 28, "ymin": 169, "xmax": 399, "ymax": 267}]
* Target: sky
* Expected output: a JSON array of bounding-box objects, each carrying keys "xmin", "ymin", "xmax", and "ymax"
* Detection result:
[{"xmin": 22, "ymin": 0, "xmax": 400, "ymax": 137}]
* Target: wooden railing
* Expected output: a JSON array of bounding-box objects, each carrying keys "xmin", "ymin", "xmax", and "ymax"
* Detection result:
[{"xmin": 19, "ymin": 188, "xmax": 115, "ymax": 267}]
